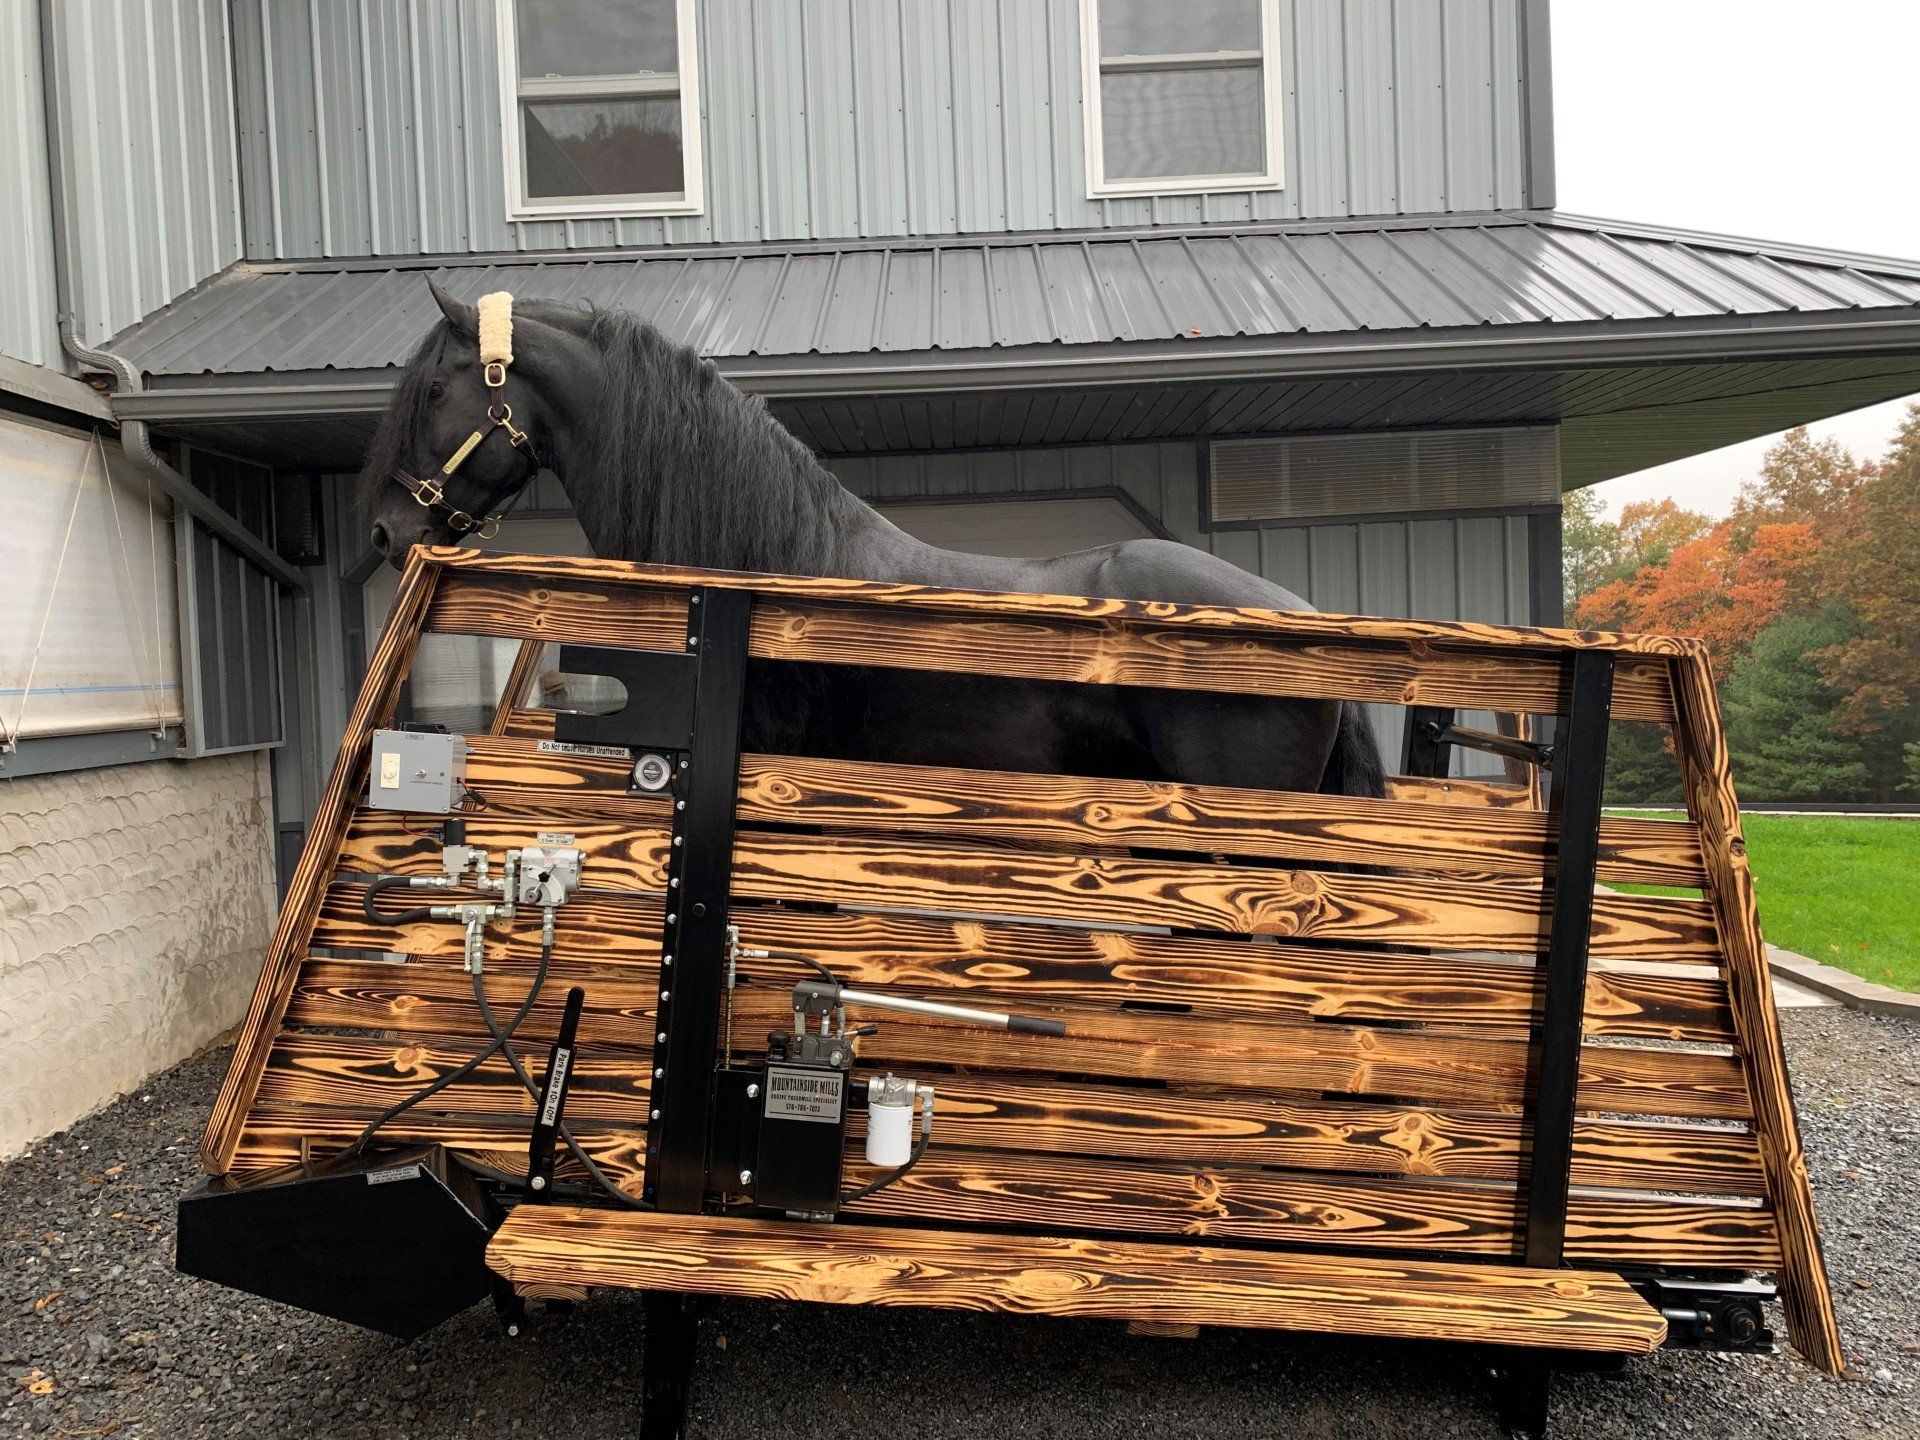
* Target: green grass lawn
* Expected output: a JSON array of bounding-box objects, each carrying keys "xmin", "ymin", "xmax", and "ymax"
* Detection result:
[{"xmin": 1613, "ymin": 812, "xmax": 1920, "ymax": 992}]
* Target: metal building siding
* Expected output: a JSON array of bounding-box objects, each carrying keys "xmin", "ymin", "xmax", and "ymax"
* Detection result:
[
  {"xmin": 43, "ymin": 0, "xmax": 241, "ymax": 348},
  {"xmin": 830, "ymin": 441, "xmax": 1533, "ymax": 626},
  {"xmin": 0, "ymin": 0, "xmax": 61, "ymax": 368},
  {"xmin": 229, "ymin": 0, "xmax": 1531, "ymax": 260}
]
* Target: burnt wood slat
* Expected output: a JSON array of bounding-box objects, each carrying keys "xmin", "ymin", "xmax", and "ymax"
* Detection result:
[
  {"xmin": 283, "ymin": 953, "xmax": 1750, "ymax": 1126},
  {"xmin": 314, "ymin": 890, "xmax": 1736, "ymax": 1044},
  {"xmin": 726, "ymin": 831, "xmax": 1721, "ymax": 962},
  {"xmin": 424, "ymin": 571, "xmax": 689, "ymax": 650},
  {"xmin": 333, "ymin": 805, "xmax": 1717, "ymax": 959},
  {"xmin": 422, "ymin": 569, "xmax": 1675, "ymax": 721},
  {"xmin": 338, "ymin": 810, "xmax": 672, "ymax": 892},
  {"xmin": 1386, "ymin": 775, "xmax": 1538, "ymax": 808},
  {"xmin": 430, "ymin": 551, "xmax": 1693, "ymax": 658},
  {"xmin": 721, "ymin": 986, "xmax": 1752, "ymax": 1121},
  {"xmin": 230, "ymin": 1109, "xmax": 648, "ymax": 1191},
  {"xmin": 842, "ymin": 1149, "xmax": 1780, "ymax": 1267},
  {"xmin": 457, "ymin": 733, "xmax": 1706, "ymax": 883},
  {"xmin": 256, "ymin": 1031, "xmax": 651, "ymax": 1127},
  {"xmin": 914, "ymin": 1075, "xmax": 1767, "ymax": 1196},
  {"xmin": 735, "ymin": 753, "xmax": 1707, "ymax": 886},
  {"xmin": 486, "ymin": 1209, "xmax": 1670, "ymax": 1353}
]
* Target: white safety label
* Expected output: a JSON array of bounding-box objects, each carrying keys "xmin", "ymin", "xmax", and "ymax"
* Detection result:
[{"xmin": 537, "ymin": 739, "xmax": 632, "ymax": 759}]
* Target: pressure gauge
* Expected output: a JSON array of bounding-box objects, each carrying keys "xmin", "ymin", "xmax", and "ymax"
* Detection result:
[{"xmin": 632, "ymin": 752, "xmax": 674, "ymax": 792}]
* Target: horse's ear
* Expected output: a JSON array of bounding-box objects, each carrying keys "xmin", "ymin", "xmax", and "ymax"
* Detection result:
[{"xmin": 428, "ymin": 278, "xmax": 476, "ymax": 337}]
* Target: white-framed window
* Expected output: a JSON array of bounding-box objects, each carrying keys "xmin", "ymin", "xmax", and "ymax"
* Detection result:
[
  {"xmin": 1079, "ymin": 0, "xmax": 1284, "ymax": 198},
  {"xmin": 496, "ymin": 0, "xmax": 704, "ymax": 219}
]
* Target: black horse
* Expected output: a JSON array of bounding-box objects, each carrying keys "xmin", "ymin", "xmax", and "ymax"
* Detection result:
[{"xmin": 359, "ymin": 282, "xmax": 1383, "ymax": 797}]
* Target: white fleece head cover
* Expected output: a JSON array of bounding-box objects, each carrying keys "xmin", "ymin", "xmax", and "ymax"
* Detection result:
[{"xmin": 477, "ymin": 291, "xmax": 514, "ymax": 368}]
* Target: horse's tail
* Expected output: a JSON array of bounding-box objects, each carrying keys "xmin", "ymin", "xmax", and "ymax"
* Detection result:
[{"xmin": 1320, "ymin": 702, "xmax": 1386, "ymax": 798}]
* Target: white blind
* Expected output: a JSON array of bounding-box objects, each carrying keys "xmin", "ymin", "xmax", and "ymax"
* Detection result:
[
  {"xmin": 1209, "ymin": 428, "xmax": 1561, "ymax": 524},
  {"xmin": 0, "ymin": 415, "xmax": 182, "ymax": 740}
]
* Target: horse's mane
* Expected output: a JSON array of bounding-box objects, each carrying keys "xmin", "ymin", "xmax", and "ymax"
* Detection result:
[{"xmin": 564, "ymin": 306, "xmax": 869, "ymax": 575}]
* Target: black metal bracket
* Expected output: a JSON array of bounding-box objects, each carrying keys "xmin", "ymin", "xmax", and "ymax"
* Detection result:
[
  {"xmin": 551, "ymin": 644, "xmax": 700, "ymax": 751},
  {"xmin": 1402, "ymin": 704, "xmax": 1455, "ymax": 778},
  {"xmin": 1405, "ymin": 705, "xmax": 1554, "ymax": 775},
  {"xmin": 1485, "ymin": 1352, "xmax": 1552, "ymax": 1438},
  {"xmin": 525, "ymin": 986, "xmax": 585, "ymax": 1201},
  {"xmin": 645, "ymin": 587, "xmax": 753, "ymax": 1213},
  {"xmin": 1632, "ymin": 1276, "xmax": 1776, "ymax": 1353},
  {"xmin": 1523, "ymin": 650, "xmax": 1615, "ymax": 1271}
]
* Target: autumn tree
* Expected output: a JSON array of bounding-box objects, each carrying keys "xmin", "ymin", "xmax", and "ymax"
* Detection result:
[
  {"xmin": 1813, "ymin": 403, "xmax": 1920, "ymax": 733},
  {"xmin": 1561, "ymin": 490, "xmax": 1711, "ymax": 614},
  {"xmin": 1727, "ymin": 427, "xmax": 1863, "ymax": 543}
]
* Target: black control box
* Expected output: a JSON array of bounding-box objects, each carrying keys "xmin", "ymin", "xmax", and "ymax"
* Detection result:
[{"xmin": 710, "ymin": 1045, "xmax": 850, "ymax": 1216}]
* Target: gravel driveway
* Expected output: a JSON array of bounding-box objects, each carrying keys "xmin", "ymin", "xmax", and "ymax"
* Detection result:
[{"xmin": 4, "ymin": 1007, "xmax": 1915, "ymax": 1439}]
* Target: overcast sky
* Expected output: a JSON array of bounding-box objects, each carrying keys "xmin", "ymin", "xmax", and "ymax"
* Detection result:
[{"xmin": 1552, "ymin": 0, "xmax": 1920, "ymax": 517}]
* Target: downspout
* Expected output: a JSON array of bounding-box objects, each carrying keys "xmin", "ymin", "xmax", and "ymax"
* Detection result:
[{"xmin": 36, "ymin": 0, "xmax": 304, "ymax": 594}]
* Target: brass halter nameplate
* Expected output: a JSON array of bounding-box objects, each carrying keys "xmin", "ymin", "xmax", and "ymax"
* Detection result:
[{"xmin": 441, "ymin": 429, "xmax": 488, "ymax": 477}]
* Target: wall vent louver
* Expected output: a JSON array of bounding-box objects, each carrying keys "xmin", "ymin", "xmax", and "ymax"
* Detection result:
[{"xmin": 1208, "ymin": 427, "xmax": 1560, "ymax": 525}]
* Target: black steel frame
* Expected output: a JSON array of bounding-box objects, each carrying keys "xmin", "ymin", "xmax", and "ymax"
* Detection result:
[
  {"xmin": 558, "ymin": 610, "xmax": 1627, "ymax": 1439},
  {"xmin": 1489, "ymin": 648, "xmax": 1616, "ymax": 1438},
  {"xmin": 641, "ymin": 587, "xmax": 754, "ymax": 1213},
  {"xmin": 549, "ymin": 586, "xmax": 754, "ymax": 1438}
]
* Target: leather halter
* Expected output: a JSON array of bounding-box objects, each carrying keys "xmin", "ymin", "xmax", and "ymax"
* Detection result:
[{"xmin": 389, "ymin": 292, "xmax": 542, "ymax": 540}]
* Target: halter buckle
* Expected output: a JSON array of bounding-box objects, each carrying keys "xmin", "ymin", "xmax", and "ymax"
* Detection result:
[{"xmin": 484, "ymin": 361, "xmax": 507, "ymax": 388}]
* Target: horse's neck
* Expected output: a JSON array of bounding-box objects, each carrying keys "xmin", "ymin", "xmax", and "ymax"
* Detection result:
[{"xmin": 554, "ymin": 424, "xmax": 904, "ymax": 579}]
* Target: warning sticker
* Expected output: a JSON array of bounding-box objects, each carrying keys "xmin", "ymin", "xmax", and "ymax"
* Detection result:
[
  {"xmin": 537, "ymin": 739, "xmax": 632, "ymax": 760},
  {"xmin": 763, "ymin": 1065, "xmax": 844, "ymax": 1124}
]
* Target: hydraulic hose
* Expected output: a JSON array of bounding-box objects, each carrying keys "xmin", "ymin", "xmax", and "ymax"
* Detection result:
[
  {"xmin": 339, "ymin": 923, "xmax": 556, "ymax": 1159},
  {"xmin": 840, "ymin": 1130, "xmax": 929, "ymax": 1205},
  {"xmin": 362, "ymin": 872, "xmax": 442, "ymax": 927},
  {"xmin": 468, "ymin": 957, "xmax": 654, "ymax": 1211}
]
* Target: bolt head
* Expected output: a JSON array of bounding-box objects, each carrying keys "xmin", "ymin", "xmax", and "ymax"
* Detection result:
[
  {"xmin": 739, "ymin": 1169, "xmax": 753, "ymax": 1186},
  {"xmin": 746, "ymin": 1083, "xmax": 760, "ymax": 1099},
  {"xmin": 529, "ymin": 1175, "xmax": 547, "ymax": 1191}
]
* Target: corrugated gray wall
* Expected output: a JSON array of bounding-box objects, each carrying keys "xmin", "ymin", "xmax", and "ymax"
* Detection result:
[
  {"xmin": 829, "ymin": 441, "xmax": 1537, "ymax": 772},
  {"xmin": 0, "ymin": 0, "xmax": 61, "ymax": 368},
  {"xmin": 231, "ymin": 0, "xmax": 1531, "ymax": 259},
  {"xmin": 829, "ymin": 442, "xmax": 1533, "ymax": 625},
  {"xmin": 40, "ymin": 0, "xmax": 244, "ymax": 347}
]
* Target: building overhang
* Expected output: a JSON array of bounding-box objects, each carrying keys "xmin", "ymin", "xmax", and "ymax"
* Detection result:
[{"xmin": 100, "ymin": 211, "xmax": 1920, "ymax": 485}]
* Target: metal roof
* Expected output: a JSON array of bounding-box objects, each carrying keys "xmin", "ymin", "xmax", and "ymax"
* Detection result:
[{"xmin": 107, "ymin": 212, "xmax": 1920, "ymax": 385}]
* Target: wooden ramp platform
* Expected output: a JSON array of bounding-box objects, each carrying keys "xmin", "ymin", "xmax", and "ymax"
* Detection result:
[{"xmin": 487, "ymin": 1208, "xmax": 1669, "ymax": 1355}]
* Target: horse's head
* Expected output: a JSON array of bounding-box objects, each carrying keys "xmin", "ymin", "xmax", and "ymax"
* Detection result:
[{"xmin": 358, "ymin": 281, "xmax": 553, "ymax": 568}]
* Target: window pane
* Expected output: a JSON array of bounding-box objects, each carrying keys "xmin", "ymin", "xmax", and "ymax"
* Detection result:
[
  {"xmin": 1100, "ymin": 0, "xmax": 1259, "ymax": 58},
  {"xmin": 515, "ymin": 0, "xmax": 679, "ymax": 79},
  {"xmin": 524, "ymin": 98, "xmax": 684, "ymax": 198},
  {"xmin": 1102, "ymin": 66, "xmax": 1264, "ymax": 180}
]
